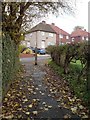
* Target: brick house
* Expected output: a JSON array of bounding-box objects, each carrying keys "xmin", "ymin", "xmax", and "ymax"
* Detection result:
[
  {"xmin": 71, "ymin": 28, "xmax": 89, "ymax": 43},
  {"xmin": 50, "ymin": 23, "xmax": 70, "ymax": 45},
  {"xmin": 24, "ymin": 21, "xmax": 70, "ymax": 48}
]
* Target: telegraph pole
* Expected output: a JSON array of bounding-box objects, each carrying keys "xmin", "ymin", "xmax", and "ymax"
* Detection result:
[{"xmin": 35, "ymin": 31, "xmax": 37, "ymax": 65}]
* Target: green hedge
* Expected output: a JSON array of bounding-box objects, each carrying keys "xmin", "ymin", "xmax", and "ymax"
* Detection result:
[
  {"xmin": 47, "ymin": 43, "xmax": 87, "ymax": 74},
  {"xmin": 47, "ymin": 43, "xmax": 89, "ymax": 104},
  {"xmin": 2, "ymin": 33, "xmax": 20, "ymax": 97}
]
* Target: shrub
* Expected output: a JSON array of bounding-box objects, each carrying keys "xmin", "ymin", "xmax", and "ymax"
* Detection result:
[{"xmin": 2, "ymin": 33, "xmax": 20, "ymax": 98}]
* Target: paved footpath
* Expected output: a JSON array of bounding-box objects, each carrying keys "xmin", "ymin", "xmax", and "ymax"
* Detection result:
[{"xmin": 2, "ymin": 58, "xmax": 80, "ymax": 119}]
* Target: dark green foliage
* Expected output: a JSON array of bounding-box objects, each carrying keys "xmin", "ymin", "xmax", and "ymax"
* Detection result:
[
  {"xmin": 48, "ymin": 60, "xmax": 87, "ymax": 103},
  {"xmin": 2, "ymin": 33, "xmax": 20, "ymax": 97},
  {"xmin": 47, "ymin": 43, "xmax": 89, "ymax": 105}
]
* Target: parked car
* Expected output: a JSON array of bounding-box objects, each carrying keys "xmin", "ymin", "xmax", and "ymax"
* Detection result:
[
  {"xmin": 39, "ymin": 48, "xmax": 46, "ymax": 54},
  {"xmin": 28, "ymin": 47, "xmax": 35, "ymax": 52},
  {"xmin": 29, "ymin": 47, "xmax": 46, "ymax": 54}
]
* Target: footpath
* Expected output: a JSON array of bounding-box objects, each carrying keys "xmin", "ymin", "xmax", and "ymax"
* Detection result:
[{"xmin": 2, "ymin": 58, "xmax": 83, "ymax": 119}]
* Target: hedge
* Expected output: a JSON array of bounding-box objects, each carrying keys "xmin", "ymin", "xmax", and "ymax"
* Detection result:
[
  {"xmin": 47, "ymin": 42, "xmax": 90, "ymax": 104},
  {"xmin": 47, "ymin": 43, "xmax": 88, "ymax": 75},
  {"xmin": 2, "ymin": 33, "xmax": 20, "ymax": 98}
]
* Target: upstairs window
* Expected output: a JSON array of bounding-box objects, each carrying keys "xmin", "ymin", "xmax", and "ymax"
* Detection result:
[
  {"xmin": 82, "ymin": 37, "xmax": 84, "ymax": 40},
  {"xmin": 72, "ymin": 38, "xmax": 74, "ymax": 42},
  {"xmin": 41, "ymin": 32, "xmax": 45, "ymax": 36},
  {"xmin": 59, "ymin": 34, "xmax": 63, "ymax": 38},
  {"xmin": 86, "ymin": 37, "xmax": 88, "ymax": 41},
  {"xmin": 66, "ymin": 36, "xmax": 69, "ymax": 39},
  {"xmin": 49, "ymin": 33, "xmax": 53, "ymax": 37}
]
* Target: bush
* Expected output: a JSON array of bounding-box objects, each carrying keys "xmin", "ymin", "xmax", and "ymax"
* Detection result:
[
  {"xmin": 18, "ymin": 44, "xmax": 27, "ymax": 53},
  {"xmin": 47, "ymin": 42, "xmax": 89, "ymax": 105},
  {"xmin": 2, "ymin": 33, "xmax": 20, "ymax": 98}
]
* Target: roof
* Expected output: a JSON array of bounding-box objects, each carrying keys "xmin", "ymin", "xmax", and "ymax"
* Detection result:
[
  {"xmin": 26, "ymin": 22, "xmax": 69, "ymax": 35},
  {"xmin": 71, "ymin": 29, "xmax": 89, "ymax": 37},
  {"xmin": 50, "ymin": 25, "xmax": 70, "ymax": 35},
  {"xmin": 26, "ymin": 22, "xmax": 56, "ymax": 34}
]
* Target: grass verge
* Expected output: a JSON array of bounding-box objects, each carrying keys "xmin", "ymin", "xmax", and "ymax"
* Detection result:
[{"xmin": 48, "ymin": 60, "xmax": 88, "ymax": 104}]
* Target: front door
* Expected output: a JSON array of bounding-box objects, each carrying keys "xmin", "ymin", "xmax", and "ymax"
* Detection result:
[{"xmin": 41, "ymin": 40, "xmax": 45, "ymax": 48}]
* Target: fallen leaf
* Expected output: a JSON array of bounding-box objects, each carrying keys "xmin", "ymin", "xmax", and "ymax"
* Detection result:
[
  {"xmin": 28, "ymin": 88, "xmax": 33, "ymax": 91},
  {"xmin": 44, "ymin": 108, "xmax": 49, "ymax": 111},
  {"xmin": 14, "ymin": 103, "xmax": 19, "ymax": 107},
  {"xmin": 33, "ymin": 92, "xmax": 36, "ymax": 95},
  {"xmin": 64, "ymin": 114, "xmax": 71, "ymax": 118},
  {"xmin": 23, "ymin": 98, "xmax": 28, "ymax": 102},
  {"xmin": 32, "ymin": 99, "xmax": 37, "ymax": 102},
  {"xmin": 32, "ymin": 111, "xmax": 38, "ymax": 115},
  {"xmin": 36, "ymin": 88, "xmax": 39, "ymax": 90},
  {"xmin": 4, "ymin": 98, "xmax": 8, "ymax": 101},
  {"xmin": 41, "ymin": 93, "xmax": 45, "ymax": 95},
  {"xmin": 82, "ymin": 115, "xmax": 88, "ymax": 118},
  {"xmin": 28, "ymin": 104, "xmax": 33, "ymax": 108},
  {"xmin": 79, "ymin": 105, "xmax": 84, "ymax": 109},
  {"xmin": 71, "ymin": 107, "xmax": 77, "ymax": 113},
  {"xmin": 25, "ymin": 112, "xmax": 30, "ymax": 115},
  {"xmin": 48, "ymin": 94, "xmax": 51, "ymax": 97},
  {"xmin": 42, "ymin": 102, "xmax": 46, "ymax": 105},
  {"xmin": 48, "ymin": 106, "xmax": 52, "ymax": 108}
]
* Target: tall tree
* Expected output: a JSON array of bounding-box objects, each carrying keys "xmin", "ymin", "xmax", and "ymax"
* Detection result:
[
  {"xmin": 2, "ymin": 1, "xmax": 76, "ymax": 44},
  {"xmin": 73, "ymin": 26, "xmax": 84, "ymax": 31}
]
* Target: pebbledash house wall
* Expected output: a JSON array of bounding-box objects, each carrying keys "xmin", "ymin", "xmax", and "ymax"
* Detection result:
[{"xmin": 25, "ymin": 31, "xmax": 56, "ymax": 48}]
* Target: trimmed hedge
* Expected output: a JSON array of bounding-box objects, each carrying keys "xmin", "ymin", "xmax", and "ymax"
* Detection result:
[{"xmin": 2, "ymin": 33, "xmax": 20, "ymax": 98}]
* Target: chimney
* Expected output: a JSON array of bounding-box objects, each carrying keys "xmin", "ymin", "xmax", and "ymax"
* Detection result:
[
  {"xmin": 42, "ymin": 21, "xmax": 46, "ymax": 24},
  {"xmin": 52, "ymin": 23, "xmax": 55, "ymax": 26}
]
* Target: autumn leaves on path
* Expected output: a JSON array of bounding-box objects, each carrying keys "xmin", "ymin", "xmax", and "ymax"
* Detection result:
[{"xmin": 2, "ymin": 61, "xmax": 88, "ymax": 119}]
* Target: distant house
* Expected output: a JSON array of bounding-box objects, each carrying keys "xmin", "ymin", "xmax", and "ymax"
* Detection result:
[
  {"xmin": 50, "ymin": 23, "xmax": 70, "ymax": 45},
  {"xmin": 71, "ymin": 28, "xmax": 89, "ymax": 43},
  {"xmin": 24, "ymin": 21, "xmax": 70, "ymax": 48}
]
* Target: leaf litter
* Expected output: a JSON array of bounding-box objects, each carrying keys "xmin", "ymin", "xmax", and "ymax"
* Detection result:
[
  {"xmin": 2, "ymin": 63, "xmax": 89, "ymax": 119},
  {"xmin": 44, "ymin": 65, "xmax": 89, "ymax": 118}
]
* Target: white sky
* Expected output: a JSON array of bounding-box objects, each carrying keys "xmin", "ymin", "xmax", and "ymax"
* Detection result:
[{"xmin": 45, "ymin": 0, "xmax": 89, "ymax": 34}]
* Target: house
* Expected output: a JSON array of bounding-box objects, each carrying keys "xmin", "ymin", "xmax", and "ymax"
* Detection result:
[
  {"xmin": 50, "ymin": 23, "xmax": 70, "ymax": 45},
  {"xmin": 71, "ymin": 28, "xmax": 89, "ymax": 43},
  {"xmin": 24, "ymin": 21, "xmax": 70, "ymax": 49}
]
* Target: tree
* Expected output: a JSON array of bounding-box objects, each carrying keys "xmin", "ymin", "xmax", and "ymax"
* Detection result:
[
  {"xmin": 2, "ymin": 1, "xmax": 76, "ymax": 44},
  {"xmin": 73, "ymin": 26, "xmax": 84, "ymax": 31}
]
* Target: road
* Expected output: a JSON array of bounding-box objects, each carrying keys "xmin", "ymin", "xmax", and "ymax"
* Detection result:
[{"xmin": 20, "ymin": 54, "xmax": 51, "ymax": 63}]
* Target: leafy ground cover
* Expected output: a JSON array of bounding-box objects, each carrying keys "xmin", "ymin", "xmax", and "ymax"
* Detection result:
[
  {"xmin": 48, "ymin": 60, "xmax": 88, "ymax": 106},
  {"xmin": 2, "ymin": 59, "xmax": 89, "ymax": 119},
  {"xmin": 44, "ymin": 61, "xmax": 89, "ymax": 118}
]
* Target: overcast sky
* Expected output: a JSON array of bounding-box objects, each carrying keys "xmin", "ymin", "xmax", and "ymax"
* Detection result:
[{"xmin": 45, "ymin": 0, "xmax": 89, "ymax": 34}]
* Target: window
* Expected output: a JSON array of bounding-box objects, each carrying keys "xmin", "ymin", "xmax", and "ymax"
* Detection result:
[
  {"xmin": 42, "ymin": 40, "xmax": 45, "ymax": 48},
  {"xmin": 82, "ymin": 37, "xmax": 84, "ymax": 40},
  {"xmin": 49, "ymin": 33, "xmax": 53, "ymax": 37},
  {"xmin": 59, "ymin": 34, "xmax": 63, "ymax": 38},
  {"xmin": 72, "ymin": 38, "xmax": 74, "ymax": 42},
  {"xmin": 86, "ymin": 37, "xmax": 88, "ymax": 41},
  {"xmin": 66, "ymin": 36, "xmax": 69, "ymax": 39},
  {"xmin": 41, "ymin": 32, "xmax": 45, "ymax": 36},
  {"xmin": 29, "ymin": 33, "xmax": 32, "ymax": 37}
]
